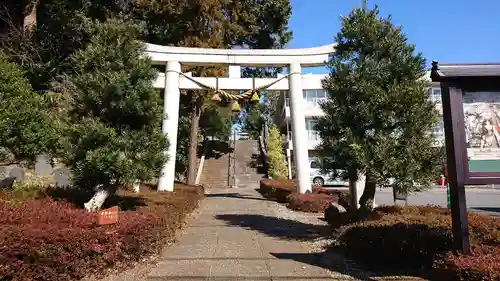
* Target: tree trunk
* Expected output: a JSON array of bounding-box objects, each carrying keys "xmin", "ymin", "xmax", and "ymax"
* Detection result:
[
  {"xmin": 358, "ymin": 172, "xmax": 377, "ymax": 215},
  {"xmin": 201, "ymin": 136, "xmax": 209, "ymax": 161},
  {"xmin": 84, "ymin": 184, "xmax": 116, "ymax": 212},
  {"xmin": 23, "ymin": 0, "xmax": 38, "ymax": 32},
  {"xmin": 347, "ymin": 169, "xmax": 359, "ymax": 213},
  {"xmin": 133, "ymin": 180, "xmax": 140, "ymax": 193},
  {"xmin": 187, "ymin": 93, "xmax": 203, "ymax": 185}
]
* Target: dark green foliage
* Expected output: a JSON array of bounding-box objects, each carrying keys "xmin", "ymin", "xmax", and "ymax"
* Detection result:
[
  {"xmin": 60, "ymin": 19, "xmax": 168, "ymax": 188},
  {"xmin": 174, "ymin": 92, "xmax": 233, "ymax": 178},
  {"xmin": 200, "ymin": 104, "xmax": 233, "ymax": 139},
  {"xmin": 238, "ymin": 93, "xmax": 280, "ymax": 139},
  {"xmin": 238, "ymin": 68, "xmax": 282, "ymax": 139},
  {"xmin": 1, "ymin": 0, "xmax": 293, "ymax": 182},
  {"xmin": 316, "ymin": 7, "xmax": 444, "ymax": 197},
  {"xmin": 0, "ymin": 54, "xmax": 55, "ymax": 163},
  {"xmin": 0, "ymin": 0, "xmax": 94, "ymax": 91},
  {"xmin": 239, "ymin": 103, "xmax": 266, "ymax": 139},
  {"xmin": 175, "ymin": 101, "xmax": 194, "ymax": 178},
  {"xmin": 1, "ymin": 0, "xmax": 292, "ymax": 183}
]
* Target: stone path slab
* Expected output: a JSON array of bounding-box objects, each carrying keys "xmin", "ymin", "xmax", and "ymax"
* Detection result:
[{"xmin": 147, "ymin": 188, "xmax": 337, "ymax": 281}]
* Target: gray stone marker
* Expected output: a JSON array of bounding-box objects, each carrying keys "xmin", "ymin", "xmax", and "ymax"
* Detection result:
[
  {"xmin": 35, "ymin": 155, "xmax": 53, "ymax": 177},
  {"xmin": 0, "ymin": 166, "xmax": 7, "ymax": 178},
  {"xmin": 9, "ymin": 165, "xmax": 25, "ymax": 181},
  {"xmin": 54, "ymin": 167, "xmax": 70, "ymax": 187}
]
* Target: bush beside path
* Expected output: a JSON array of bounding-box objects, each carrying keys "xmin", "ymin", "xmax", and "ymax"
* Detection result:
[
  {"xmin": 0, "ymin": 184, "xmax": 204, "ymax": 281},
  {"xmin": 259, "ymin": 179, "xmax": 350, "ymax": 212},
  {"xmin": 259, "ymin": 178, "xmax": 500, "ymax": 280},
  {"xmin": 332, "ymin": 205, "xmax": 500, "ymax": 281}
]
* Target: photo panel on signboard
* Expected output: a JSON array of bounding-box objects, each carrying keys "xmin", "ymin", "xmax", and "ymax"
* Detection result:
[{"xmin": 463, "ymin": 91, "xmax": 500, "ymax": 172}]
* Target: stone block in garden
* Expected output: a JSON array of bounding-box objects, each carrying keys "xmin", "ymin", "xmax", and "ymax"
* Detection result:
[
  {"xmin": 9, "ymin": 165, "xmax": 25, "ymax": 181},
  {"xmin": 54, "ymin": 167, "xmax": 70, "ymax": 187},
  {"xmin": 0, "ymin": 177, "xmax": 15, "ymax": 189},
  {"xmin": 324, "ymin": 202, "xmax": 347, "ymax": 227},
  {"xmin": 0, "ymin": 166, "xmax": 7, "ymax": 178},
  {"xmin": 35, "ymin": 154, "xmax": 52, "ymax": 177}
]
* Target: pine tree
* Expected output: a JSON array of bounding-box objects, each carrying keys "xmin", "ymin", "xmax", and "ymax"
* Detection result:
[
  {"xmin": 60, "ymin": 19, "xmax": 168, "ymax": 211},
  {"xmin": 316, "ymin": 7, "xmax": 444, "ymax": 213}
]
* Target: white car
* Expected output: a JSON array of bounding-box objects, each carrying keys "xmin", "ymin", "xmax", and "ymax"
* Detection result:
[{"xmin": 309, "ymin": 160, "xmax": 349, "ymax": 187}]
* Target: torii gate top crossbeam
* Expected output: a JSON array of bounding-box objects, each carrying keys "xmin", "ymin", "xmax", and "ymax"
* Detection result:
[{"xmin": 145, "ymin": 43, "xmax": 336, "ymax": 67}]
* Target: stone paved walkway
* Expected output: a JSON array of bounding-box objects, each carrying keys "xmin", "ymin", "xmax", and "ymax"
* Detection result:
[{"xmin": 147, "ymin": 187, "xmax": 341, "ymax": 281}]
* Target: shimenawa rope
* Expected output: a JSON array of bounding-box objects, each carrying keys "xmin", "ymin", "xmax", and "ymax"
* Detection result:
[{"xmin": 164, "ymin": 70, "xmax": 301, "ymax": 101}]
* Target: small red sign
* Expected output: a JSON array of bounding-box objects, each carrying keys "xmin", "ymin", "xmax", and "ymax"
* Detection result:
[{"xmin": 98, "ymin": 206, "xmax": 119, "ymax": 225}]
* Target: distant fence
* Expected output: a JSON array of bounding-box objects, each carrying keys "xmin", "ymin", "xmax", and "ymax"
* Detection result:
[{"xmin": 230, "ymin": 132, "xmax": 251, "ymax": 140}]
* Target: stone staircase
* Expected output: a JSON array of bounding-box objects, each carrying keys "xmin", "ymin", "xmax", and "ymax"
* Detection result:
[
  {"xmin": 199, "ymin": 139, "xmax": 266, "ymax": 188},
  {"xmin": 199, "ymin": 140, "xmax": 232, "ymax": 188},
  {"xmin": 231, "ymin": 140, "xmax": 266, "ymax": 188}
]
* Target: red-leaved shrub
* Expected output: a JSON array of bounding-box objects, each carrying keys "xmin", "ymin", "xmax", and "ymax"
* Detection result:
[
  {"xmin": 335, "ymin": 204, "xmax": 500, "ymax": 281},
  {"xmin": 286, "ymin": 193, "xmax": 338, "ymax": 213},
  {"xmin": 259, "ymin": 179, "xmax": 296, "ymax": 202},
  {"xmin": 258, "ymin": 179, "xmax": 350, "ymax": 213},
  {"xmin": 0, "ymin": 184, "xmax": 204, "ymax": 281}
]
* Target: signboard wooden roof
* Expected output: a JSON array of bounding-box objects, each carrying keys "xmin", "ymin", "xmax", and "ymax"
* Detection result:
[{"xmin": 431, "ymin": 62, "xmax": 500, "ymax": 79}]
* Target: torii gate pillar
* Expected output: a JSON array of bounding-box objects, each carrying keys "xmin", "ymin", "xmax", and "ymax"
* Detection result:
[
  {"xmin": 289, "ymin": 62, "xmax": 312, "ymax": 193},
  {"xmin": 158, "ymin": 61, "xmax": 181, "ymax": 192}
]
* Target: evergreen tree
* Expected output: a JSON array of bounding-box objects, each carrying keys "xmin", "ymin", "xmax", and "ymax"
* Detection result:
[
  {"xmin": 239, "ymin": 90, "xmax": 280, "ymax": 140},
  {"xmin": 316, "ymin": 7, "xmax": 443, "ymax": 213},
  {"xmin": 199, "ymin": 105, "xmax": 233, "ymax": 140},
  {"xmin": 266, "ymin": 125, "xmax": 288, "ymax": 179},
  {"xmin": 1, "ymin": 0, "xmax": 292, "ymax": 185},
  {"xmin": 240, "ymin": 104, "xmax": 266, "ymax": 140},
  {"xmin": 61, "ymin": 19, "xmax": 168, "ymax": 211},
  {"xmin": 0, "ymin": 53, "xmax": 55, "ymax": 164}
]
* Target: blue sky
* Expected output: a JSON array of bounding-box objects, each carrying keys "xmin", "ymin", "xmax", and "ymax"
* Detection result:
[{"xmin": 289, "ymin": 0, "xmax": 500, "ymax": 74}]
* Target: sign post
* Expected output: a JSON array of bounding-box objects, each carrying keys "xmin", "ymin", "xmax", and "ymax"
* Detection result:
[
  {"xmin": 446, "ymin": 183, "xmax": 451, "ymax": 209},
  {"xmin": 98, "ymin": 206, "xmax": 119, "ymax": 225},
  {"xmin": 431, "ymin": 62, "xmax": 500, "ymax": 254}
]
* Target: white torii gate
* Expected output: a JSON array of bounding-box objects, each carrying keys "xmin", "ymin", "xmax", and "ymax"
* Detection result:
[{"xmin": 145, "ymin": 43, "xmax": 337, "ymax": 194}]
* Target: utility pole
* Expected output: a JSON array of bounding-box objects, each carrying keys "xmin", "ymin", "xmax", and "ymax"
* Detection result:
[{"xmin": 362, "ymin": 0, "xmax": 367, "ymax": 11}]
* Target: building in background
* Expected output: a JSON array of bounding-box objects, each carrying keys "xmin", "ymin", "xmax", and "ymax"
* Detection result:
[{"xmin": 274, "ymin": 72, "xmax": 445, "ymax": 179}]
